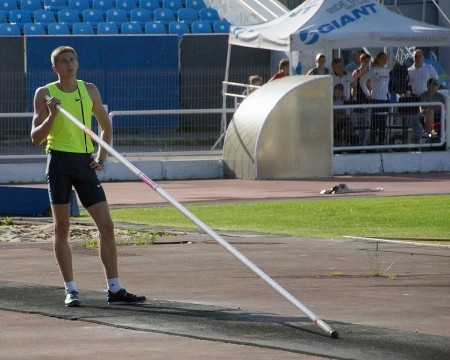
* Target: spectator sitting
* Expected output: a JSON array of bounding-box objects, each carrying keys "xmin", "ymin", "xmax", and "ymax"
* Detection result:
[
  {"xmin": 420, "ymin": 78, "xmax": 446, "ymax": 134},
  {"xmin": 333, "ymin": 83, "xmax": 354, "ymax": 146},
  {"xmin": 242, "ymin": 75, "xmax": 262, "ymax": 96},
  {"xmin": 408, "ymin": 49, "xmax": 438, "ymax": 96},
  {"xmin": 306, "ymin": 53, "xmax": 330, "ymax": 75},
  {"xmin": 269, "ymin": 58, "xmax": 289, "ymax": 82}
]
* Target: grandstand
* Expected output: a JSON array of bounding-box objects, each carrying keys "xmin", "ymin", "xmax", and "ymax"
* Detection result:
[{"xmin": 0, "ymin": 0, "xmax": 231, "ymax": 35}]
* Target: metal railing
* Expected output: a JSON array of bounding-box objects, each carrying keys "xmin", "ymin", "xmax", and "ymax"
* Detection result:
[
  {"xmin": 1, "ymin": 100, "xmax": 447, "ymax": 158},
  {"xmin": 0, "ymin": 108, "xmax": 237, "ymax": 158},
  {"xmin": 333, "ymin": 102, "xmax": 447, "ymax": 152},
  {"xmin": 109, "ymin": 108, "xmax": 236, "ymax": 154},
  {"xmin": 222, "ymin": 81, "xmax": 449, "ymax": 153}
]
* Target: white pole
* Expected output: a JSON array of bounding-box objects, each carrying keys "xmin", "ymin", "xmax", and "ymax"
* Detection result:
[
  {"xmin": 45, "ymin": 95, "xmax": 338, "ymax": 339},
  {"xmin": 211, "ymin": 41, "xmax": 232, "ymax": 150}
]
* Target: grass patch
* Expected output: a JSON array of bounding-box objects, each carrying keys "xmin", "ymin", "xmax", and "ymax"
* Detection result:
[
  {"xmin": 330, "ymin": 271, "xmax": 343, "ymax": 276},
  {"xmin": 83, "ymin": 239, "xmax": 98, "ymax": 248},
  {"xmin": 388, "ymin": 273, "xmax": 399, "ymax": 280},
  {"xmin": 81, "ymin": 229, "xmax": 160, "ymax": 248},
  {"xmin": 123, "ymin": 229, "xmax": 157, "ymax": 246},
  {"xmin": 0, "ymin": 217, "xmax": 13, "ymax": 226},
  {"xmin": 79, "ymin": 194, "xmax": 450, "ymax": 241}
]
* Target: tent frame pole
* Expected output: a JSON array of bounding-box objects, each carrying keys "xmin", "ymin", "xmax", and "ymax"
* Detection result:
[{"xmin": 212, "ymin": 42, "xmax": 232, "ymax": 150}]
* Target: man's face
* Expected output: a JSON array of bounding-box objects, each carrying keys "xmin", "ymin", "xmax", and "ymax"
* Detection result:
[
  {"xmin": 413, "ymin": 52, "xmax": 424, "ymax": 66},
  {"xmin": 53, "ymin": 51, "xmax": 79, "ymax": 76}
]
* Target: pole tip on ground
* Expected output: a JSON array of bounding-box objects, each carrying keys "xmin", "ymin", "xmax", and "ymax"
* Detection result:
[{"xmin": 330, "ymin": 330, "xmax": 339, "ymax": 339}]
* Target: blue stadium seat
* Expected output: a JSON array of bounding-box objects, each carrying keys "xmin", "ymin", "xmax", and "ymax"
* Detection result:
[
  {"xmin": 58, "ymin": 8, "xmax": 80, "ymax": 27},
  {"xmin": 213, "ymin": 19, "xmax": 230, "ymax": 33},
  {"xmin": 153, "ymin": 7, "xmax": 174, "ymax": 26},
  {"xmin": 92, "ymin": 0, "xmax": 113, "ymax": 15},
  {"xmin": 144, "ymin": 21, "xmax": 165, "ymax": 34},
  {"xmin": 190, "ymin": 19, "xmax": 210, "ymax": 33},
  {"xmin": 69, "ymin": 0, "xmax": 90, "ymax": 16},
  {"xmin": 0, "ymin": 11, "xmax": 7, "ymax": 23},
  {"xmin": 0, "ymin": 23, "xmax": 21, "ymax": 35},
  {"xmin": 162, "ymin": 0, "xmax": 181, "ymax": 12},
  {"xmin": 0, "ymin": 0, "xmax": 18, "ymax": 17},
  {"xmin": 47, "ymin": 21, "xmax": 70, "ymax": 34},
  {"xmin": 168, "ymin": 20, "xmax": 189, "ymax": 37},
  {"xmin": 121, "ymin": 21, "xmax": 142, "ymax": 34},
  {"xmin": 20, "ymin": 0, "xmax": 42, "ymax": 17},
  {"xmin": 34, "ymin": 9, "xmax": 56, "ymax": 28},
  {"xmin": 198, "ymin": 7, "xmax": 219, "ymax": 25},
  {"xmin": 139, "ymin": 0, "xmax": 159, "ymax": 16},
  {"xmin": 82, "ymin": 8, "xmax": 104, "ymax": 27},
  {"xmin": 9, "ymin": 9, "xmax": 32, "ymax": 30},
  {"xmin": 97, "ymin": 21, "xmax": 118, "ymax": 34},
  {"xmin": 177, "ymin": 7, "xmax": 197, "ymax": 26},
  {"xmin": 106, "ymin": 8, "xmax": 128, "ymax": 26},
  {"xmin": 72, "ymin": 21, "xmax": 94, "ymax": 34},
  {"xmin": 130, "ymin": 8, "xmax": 151, "ymax": 26},
  {"xmin": 185, "ymin": 0, "xmax": 204, "ymax": 11},
  {"xmin": 23, "ymin": 22, "xmax": 45, "ymax": 35},
  {"xmin": 44, "ymin": 0, "xmax": 67, "ymax": 13},
  {"xmin": 115, "ymin": 0, "xmax": 136, "ymax": 16}
]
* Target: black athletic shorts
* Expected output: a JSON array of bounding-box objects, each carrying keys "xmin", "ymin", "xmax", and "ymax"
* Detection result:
[{"xmin": 46, "ymin": 149, "xmax": 106, "ymax": 209}]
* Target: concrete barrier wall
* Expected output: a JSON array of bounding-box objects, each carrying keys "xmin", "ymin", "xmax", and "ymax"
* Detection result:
[
  {"xmin": 0, "ymin": 158, "xmax": 224, "ymax": 184},
  {"xmin": 2, "ymin": 151, "xmax": 450, "ymax": 184}
]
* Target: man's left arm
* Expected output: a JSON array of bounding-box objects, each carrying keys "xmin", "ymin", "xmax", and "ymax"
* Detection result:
[{"xmin": 87, "ymin": 83, "xmax": 111, "ymax": 167}]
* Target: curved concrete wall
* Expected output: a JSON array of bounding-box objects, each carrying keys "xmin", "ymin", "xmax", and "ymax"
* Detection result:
[{"xmin": 223, "ymin": 76, "xmax": 333, "ymax": 179}]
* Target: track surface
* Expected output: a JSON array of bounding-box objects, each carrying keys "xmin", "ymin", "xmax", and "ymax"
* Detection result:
[{"xmin": 1, "ymin": 175, "xmax": 449, "ymax": 359}]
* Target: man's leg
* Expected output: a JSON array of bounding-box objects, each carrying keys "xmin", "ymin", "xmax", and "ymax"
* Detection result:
[
  {"xmin": 52, "ymin": 204, "xmax": 73, "ymax": 282},
  {"xmin": 87, "ymin": 200, "xmax": 146, "ymax": 305},
  {"xmin": 86, "ymin": 201, "xmax": 118, "ymax": 279}
]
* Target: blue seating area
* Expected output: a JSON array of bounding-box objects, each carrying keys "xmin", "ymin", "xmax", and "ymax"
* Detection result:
[{"xmin": 0, "ymin": 0, "xmax": 231, "ymax": 35}]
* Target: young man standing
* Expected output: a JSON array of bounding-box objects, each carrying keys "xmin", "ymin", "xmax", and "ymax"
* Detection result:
[
  {"xmin": 31, "ymin": 46, "xmax": 146, "ymax": 307},
  {"xmin": 420, "ymin": 78, "xmax": 446, "ymax": 134}
]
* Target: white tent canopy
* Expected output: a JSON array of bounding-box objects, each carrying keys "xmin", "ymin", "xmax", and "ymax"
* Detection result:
[{"xmin": 228, "ymin": 0, "xmax": 450, "ymax": 52}]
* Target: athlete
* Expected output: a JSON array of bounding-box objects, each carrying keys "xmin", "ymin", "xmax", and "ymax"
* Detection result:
[{"xmin": 31, "ymin": 46, "xmax": 146, "ymax": 307}]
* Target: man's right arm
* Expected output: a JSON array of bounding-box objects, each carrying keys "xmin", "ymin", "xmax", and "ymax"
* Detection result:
[{"xmin": 30, "ymin": 87, "xmax": 58, "ymax": 145}]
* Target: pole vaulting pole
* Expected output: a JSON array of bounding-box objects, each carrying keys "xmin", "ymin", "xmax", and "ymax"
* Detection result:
[{"xmin": 45, "ymin": 95, "xmax": 338, "ymax": 339}]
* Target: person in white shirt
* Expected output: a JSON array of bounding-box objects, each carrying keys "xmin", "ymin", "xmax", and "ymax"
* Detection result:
[
  {"xmin": 359, "ymin": 52, "xmax": 390, "ymax": 101},
  {"xmin": 331, "ymin": 58, "xmax": 354, "ymax": 101},
  {"xmin": 408, "ymin": 49, "xmax": 438, "ymax": 96},
  {"xmin": 359, "ymin": 52, "xmax": 391, "ymax": 145}
]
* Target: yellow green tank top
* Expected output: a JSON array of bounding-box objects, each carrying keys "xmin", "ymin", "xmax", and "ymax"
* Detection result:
[{"xmin": 46, "ymin": 80, "xmax": 95, "ymax": 153}]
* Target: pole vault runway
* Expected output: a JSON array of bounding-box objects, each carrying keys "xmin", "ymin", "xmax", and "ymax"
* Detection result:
[
  {"xmin": 0, "ymin": 228, "xmax": 449, "ymax": 359},
  {"xmin": 0, "ymin": 280, "xmax": 448, "ymax": 360}
]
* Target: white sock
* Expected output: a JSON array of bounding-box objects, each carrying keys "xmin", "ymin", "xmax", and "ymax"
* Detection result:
[
  {"xmin": 64, "ymin": 281, "xmax": 77, "ymax": 293},
  {"xmin": 107, "ymin": 278, "xmax": 122, "ymax": 293}
]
